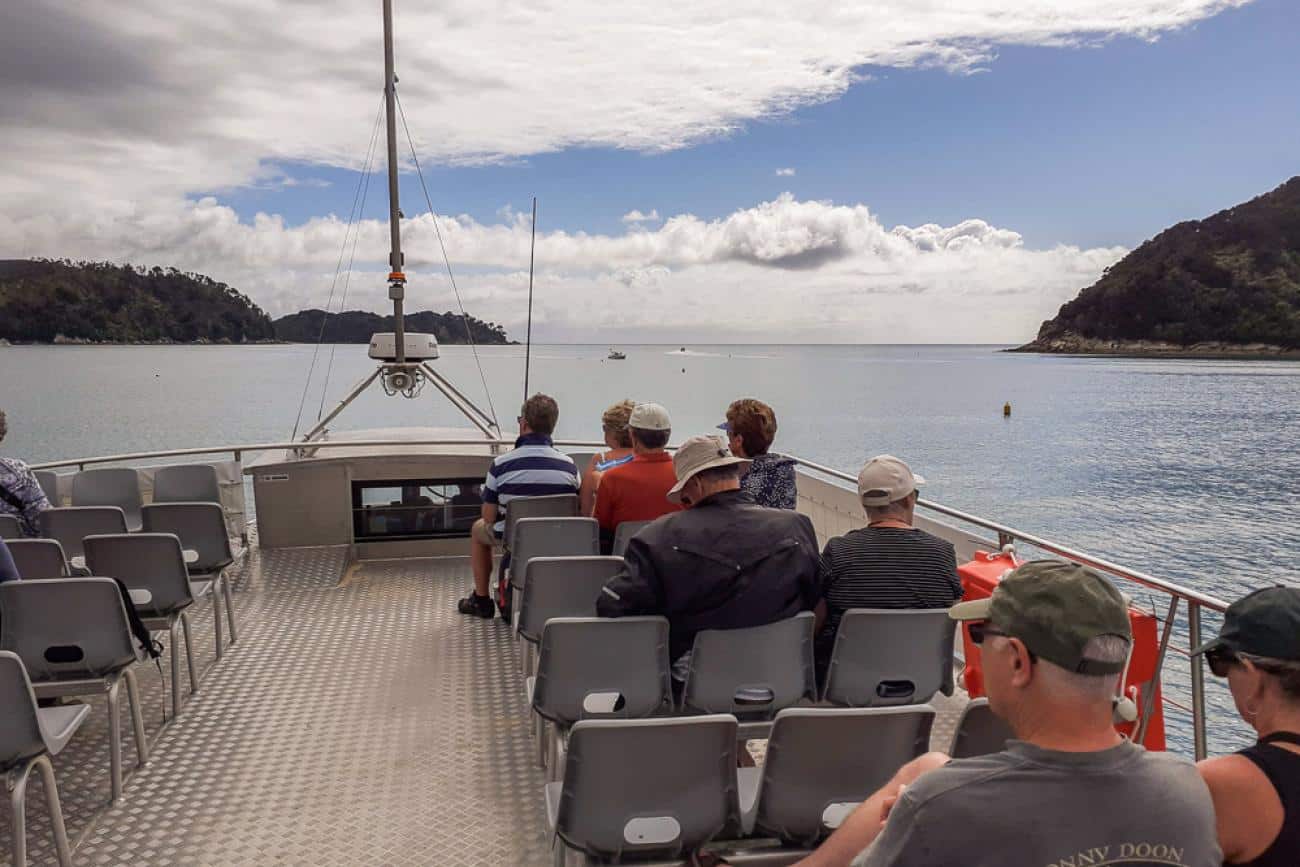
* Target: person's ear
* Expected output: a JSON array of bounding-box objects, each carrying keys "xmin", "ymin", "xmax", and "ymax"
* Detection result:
[
  {"xmin": 1239, "ymin": 658, "xmax": 1272, "ymax": 707},
  {"xmin": 1007, "ymin": 638, "xmax": 1035, "ymax": 688}
]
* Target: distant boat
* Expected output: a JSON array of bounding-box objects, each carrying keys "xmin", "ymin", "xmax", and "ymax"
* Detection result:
[{"xmin": 607, "ymin": 348, "xmax": 626, "ymax": 360}]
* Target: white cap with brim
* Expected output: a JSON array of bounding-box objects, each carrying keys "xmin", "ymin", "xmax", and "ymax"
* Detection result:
[
  {"xmin": 629, "ymin": 402, "xmax": 672, "ymax": 432},
  {"xmin": 666, "ymin": 434, "xmax": 750, "ymax": 504},
  {"xmin": 857, "ymin": 454, "xmax": 925, "ymax": 507}
]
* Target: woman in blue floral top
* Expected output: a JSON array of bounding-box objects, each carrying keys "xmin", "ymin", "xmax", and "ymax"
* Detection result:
[
  {"xmin": 0, "ymin": 409, "xmax": 52, "ymax": 536},
  {"xmin": 720, "ymin": 398, "xmax": 797, "ymax": 509}
]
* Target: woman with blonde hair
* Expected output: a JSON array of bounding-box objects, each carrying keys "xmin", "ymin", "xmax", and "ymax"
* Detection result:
[{"xmin": 579, "ymin": 399, "xmax": 636, "ymax": 515}]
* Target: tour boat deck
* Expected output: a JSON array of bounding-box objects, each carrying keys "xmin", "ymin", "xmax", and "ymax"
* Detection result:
[{"xmin": 3, "ymin": 533, "xmax": 968, "ymax": 866}]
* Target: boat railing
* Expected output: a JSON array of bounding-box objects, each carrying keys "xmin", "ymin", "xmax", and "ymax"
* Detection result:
[{"xmin": 30, "ymin": 436, "xmax": 1233, "ymax": 758}]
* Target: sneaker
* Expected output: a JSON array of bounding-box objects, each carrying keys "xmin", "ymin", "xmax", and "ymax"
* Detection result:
[{"xmin": 457, "ymin": 593, "xmax": 495, "ymax": 618}]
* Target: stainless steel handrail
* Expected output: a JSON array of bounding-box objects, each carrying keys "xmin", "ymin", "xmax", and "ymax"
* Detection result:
[{"xmin": 30, "ymin": 436, "xmax": 1230, "ymax": 757}]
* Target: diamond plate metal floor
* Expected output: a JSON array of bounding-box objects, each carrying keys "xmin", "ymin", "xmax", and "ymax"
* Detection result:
[
  {"xmin": 4, "ymin": 539, "xmax": 969, "ymax": 866},
  {"xmin": 3, "ymin": 543, "xmax": 554, "ymax": 866}
]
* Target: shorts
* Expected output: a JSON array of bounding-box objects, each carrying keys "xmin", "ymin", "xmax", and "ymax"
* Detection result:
[{"xmin": 471, "ymin": 518, "xmax": 503, "ymax": 549}]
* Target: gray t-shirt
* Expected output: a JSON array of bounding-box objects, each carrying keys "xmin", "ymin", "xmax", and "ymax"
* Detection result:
[{"xmin": 853, "ymin": 740, "xmax": 1221, "ymax": 867}]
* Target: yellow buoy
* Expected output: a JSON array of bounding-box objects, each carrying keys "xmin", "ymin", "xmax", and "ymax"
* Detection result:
[{"xmin": 1003, "ymin": 402, "xmax": 1012, "ymax": 417}]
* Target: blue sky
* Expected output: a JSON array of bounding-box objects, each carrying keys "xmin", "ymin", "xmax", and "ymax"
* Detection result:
[
  {"xmin": 4, "ymin": 0, "xmax": 1297, "ymax": 341},
  {"xmin": 215, "ymin": 0, "xmax": 1298, "ymax": 251}
]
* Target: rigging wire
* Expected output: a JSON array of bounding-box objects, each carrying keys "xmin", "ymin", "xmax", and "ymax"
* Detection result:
[
  {"xmin": 523, "ymin": 197, "xmax": 537, "ymax": 403},
  {"xmin": 291, "ymin": 97, "xmax": 385, "ymax": 440},
  {"xmin": 394, "ymin": 89, "xmax": 501, "ymax": 433},
  {"xmin": 317, "ymin": 146, "xmax": 379, "ymax": 420}
]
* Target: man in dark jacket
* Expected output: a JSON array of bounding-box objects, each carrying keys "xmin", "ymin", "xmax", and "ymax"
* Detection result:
[{"xmin": 596, "ymin": 433, "xmax": 823, "ymax": 683}]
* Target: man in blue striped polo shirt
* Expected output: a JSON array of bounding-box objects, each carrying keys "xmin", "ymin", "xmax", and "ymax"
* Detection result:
[{"xmin": 458, "ymin": 393, "xmax": 579, "ymax": 619}]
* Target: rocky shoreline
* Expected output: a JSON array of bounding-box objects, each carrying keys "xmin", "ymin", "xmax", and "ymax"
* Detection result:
[{"xmin": 1010, "ymin": 332, "xmax": 1300, "ymax": 360}]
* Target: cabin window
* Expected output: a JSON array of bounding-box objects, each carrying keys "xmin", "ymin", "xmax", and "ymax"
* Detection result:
[{"xmin": 351, "ymin": 478, "xmax": 484, "ymax": 541}]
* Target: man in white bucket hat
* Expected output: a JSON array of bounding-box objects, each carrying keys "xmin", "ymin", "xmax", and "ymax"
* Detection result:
[{"xmin": 597, "ymin": 433, "xmax": 823, "ymax": 687}]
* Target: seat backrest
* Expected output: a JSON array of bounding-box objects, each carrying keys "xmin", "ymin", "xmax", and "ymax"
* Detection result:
[
  {"xmin": 0, "ymin": 514, "xmax": 21, "ymax": 540},
  {"xmin": 5, "ymin": 539, "xmax": 69, "ymax": 579},
  {"xmin": 948, "ymin": 697, "xmax": 1014, "ymax": 759},
  {"xmin": 556, "ymin": 715, "xmax": 740, "ymax": 861},
  {"xmin": 72, "ymin": 468, "xmax": 143, "ymax": 527},
  {"xmin": 34, "ymin": 471, "xmax": 60, "ymax": 505},
  {"xmin": 823, "ymin": 609, "xmax": 955, "ymax": 707},
  {"xmin": 84, "ymin": 533, "xmax": 194, "ymax": 614},
  {"xmin": 518, "ymin": 556, "xmax": 624, "ymax": 642},
  {"xmin": 39, "ymin": 506, "xmax": 128, "ymax": 562},
  {"xmin": 0, "ymin": 651, "xmax": 45, "ymax": 770},
  {"xmin": 754, "ymin": 706, "xmax": 936, "ymax": 845},
  {"xmin": 0, "ymin": 578, "xmax": 139, "ymax": 681},
  {"xmin": 142, "ymin": 502, "xmax": 232, "ymax": 572},
  {"xmin": 503, "ymin": 494, "xmax": 579, "ymax": 550},
  {"xmin": 152, "ymin": 464, "xmax": 222, "ymax": 504},
  {"xmin": 611, "ymin": 519, "xmax": 652, "ymax": 556},
  {"xmin": 682, "ymin": 611, "xmax": 815, "ymax": 717},
  {"xmin": 566, "ymin": 452, "xmax": 597, "ymax": 479},
  {"xmin": 509, "ymin": 517, "xmax": 598, "ymax": 589},
  {"xmin": 533, "ymin": 617, "xmax": 672, "ymax": 725}
]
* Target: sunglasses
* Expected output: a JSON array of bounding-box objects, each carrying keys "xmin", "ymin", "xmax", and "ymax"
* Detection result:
[
  {"xmin": 967, "ymin": 621, "xmax": 1008, "ymax": 646},
  {"xmin": 1205, "ymin": 647, "xmax": 1239, "ymax": 678},
  {"xmin": 968, "ymin": 621, "xmax": 1037, "ymax": 662}
]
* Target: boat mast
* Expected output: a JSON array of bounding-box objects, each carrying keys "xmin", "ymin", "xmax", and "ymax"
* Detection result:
[{"xmin": 382, "ymin": 0, "xmax": 405, "ymax": 364}]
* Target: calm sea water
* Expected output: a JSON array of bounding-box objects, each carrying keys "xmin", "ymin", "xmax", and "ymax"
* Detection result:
[{"xmin": 1, "ymin": 342, "xmax": 1297, "ymax": 752}]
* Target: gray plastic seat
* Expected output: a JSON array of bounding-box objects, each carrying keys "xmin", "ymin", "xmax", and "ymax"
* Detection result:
[
  {"xmin": 39, "ymin": 506, "xmax": 128, "ymax": 571},
  {"xmin": 823, "ymin": 609, "xmax": 956, "ymax": 707},
  {"xmin": 72, "ymin": 467, "xmax": 143, "ymax": 531},
  {"xmin": 508, "ymin": 518, "xmax": 600, "ymax": 661},
  {"xmin": 527, "ymin": 616, "xmax": 673, "ymax": 778},
  {"xmin": 681, "ymin": 611, "xmax": 816, "ymax": 735},
  {"xmin": 611, "ymin": 519, "xmax": 652, "ymax": 557},
  {"xmin": 0, "ymin": 513, "xmax": 22, "ymax": 539},
  {"xmin": 5, "ymin": 539, "xmax": 69, "ymax": 579},
  {"xmin": 152, "ymin": 464, "xmax": 222, "ymax": 504},
  {"xmin": 34, "ymin": 471, "xmax": 60, "ymax": 505},
  {"xmin": 743, "ymin": 706, "xmax": 936, "ymax": 846},
  {"xmin": 142, "ymin": 502, "xmax": 237, "ymax": 656},
  {"xmin": 518, "ymin": 556, "xmax": 624, "ymax": 644},
  {"xmin": 85, "ymin": 533, "xmax": 210, "ymax": 718},
  {"xmin": 948, "ymin": 697, "xmax": 1014, "ymax": 758},
  {"xmin": 545, "ymin": 715, "xmax": 741, "ymax": 865},
  {"xmin": 509, "ymin": 517, "xmax": 600, "ymax": 592},
  {"xmin": 565, "ymin": 452, "xmax": 597, "ymax": 479},
  {"xmin": 503, "ymin": 494, "xmax": 580, "ymax": 552},
  {"xmin": 0, "ymin": 577, "xmax": 150, "ymax": 802},
  {"xmin": 1, "ymin": 651, "xmax": 89, "ymax": 867}
]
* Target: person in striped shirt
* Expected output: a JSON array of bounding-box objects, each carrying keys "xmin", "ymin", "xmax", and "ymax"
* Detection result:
[
  {"xmin": 815, "ymin": 455, "xmax": 962, "ymax": 673},
  {"xmin": 458, "ymin": 393, "xmax": 579, "ymax": 619}
]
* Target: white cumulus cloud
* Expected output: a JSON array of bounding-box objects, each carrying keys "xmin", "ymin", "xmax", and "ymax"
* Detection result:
[
  {"xmin": 775, "ymin": 168, "xmax": 796, "ymax": 177},
  {"xmin": 621, "ymin": 210, "xmax": 661, "ymax": 224},
  {"xmin": 0, "ymin": 0, "xmax": 1242, "ymax": 340},
  {"xmin": 0, "ymin": 193, "xmax": 1126, "ymax": 343}
]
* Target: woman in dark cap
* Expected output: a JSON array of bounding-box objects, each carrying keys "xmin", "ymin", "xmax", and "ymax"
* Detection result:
[{"xmin": 1195, "ymin": 586, "xmax": 1300, "ymax": 866}]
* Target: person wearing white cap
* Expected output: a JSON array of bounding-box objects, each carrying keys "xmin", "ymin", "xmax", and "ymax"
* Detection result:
[
  {"xmin": 596, "ymin": 433, "xmax": 823, "ymax": 686},
  {"xmin": 592, "ymin": 402, "xmax": 683, "ymax": 552},
  {"xmin": 814, "ymin": 455, "xmax": 961, "ymax": 676}
]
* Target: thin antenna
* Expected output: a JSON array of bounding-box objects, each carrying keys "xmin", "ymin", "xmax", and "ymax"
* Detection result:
[{"xmin": 523, "ymin": 196, "xmax": 537, "ymax": 403}]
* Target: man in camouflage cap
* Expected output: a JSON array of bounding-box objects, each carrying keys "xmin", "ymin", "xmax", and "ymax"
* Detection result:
[{"xmin": 799, "ymin": 560, "xmax": 1221, "ymax": 867}]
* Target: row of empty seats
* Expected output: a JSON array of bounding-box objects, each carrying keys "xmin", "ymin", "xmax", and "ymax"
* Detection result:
[
  {"xmin": 1, "ymin": 465, "xmax": 241, "ymax": 866},
  {"xmin": 0, "ymin": 464, "xmax": 224, "ymax": 536},
  {"xmin": 491, "ymin": 492, "xmax": 1012, "ymax": 864}
]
